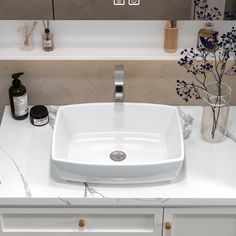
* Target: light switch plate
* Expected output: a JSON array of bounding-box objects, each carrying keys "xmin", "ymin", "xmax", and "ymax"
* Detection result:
[
  {"xmin": 113, "ymin": 0, "xmax": 125, "ymax": 5},
  {"xmin": 128, "ymin": 0, "xmax": 140, "ymax": 5}
]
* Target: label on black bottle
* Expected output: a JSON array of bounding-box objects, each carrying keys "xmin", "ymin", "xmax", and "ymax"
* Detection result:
[
  {"xmin": 13, "ymin": 94, "xmax": 28, "ymax": 116},
  {"xmin": 43, "ymin": 40, "xmax": 52, "ymax": 48}
]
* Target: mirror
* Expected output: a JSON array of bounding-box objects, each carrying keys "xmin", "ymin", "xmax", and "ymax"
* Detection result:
[
  {"xmin": 224, "ymin": 0, "xmax": 236, "ymax": 20},
  {"xmin": 0, "ymin": 0, "xmax": 235, "ymax": 20},
  {"xmin": 192, "ymin": 0, "xmax": 236, "ymax": 20},
  {"xmin": 53, "ymin": 0, "xmax": 236, "ymax": 20}
]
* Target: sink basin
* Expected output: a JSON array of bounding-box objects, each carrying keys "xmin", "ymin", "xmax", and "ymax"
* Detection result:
[{"xmin": 52, "ymin": 103, "xmax": 184, "ymax": 184}]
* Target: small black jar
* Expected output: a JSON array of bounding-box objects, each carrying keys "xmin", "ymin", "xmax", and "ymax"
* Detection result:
[{"xmin": 30, "ymin": 105, "xmax": 49, "ymax": 127}]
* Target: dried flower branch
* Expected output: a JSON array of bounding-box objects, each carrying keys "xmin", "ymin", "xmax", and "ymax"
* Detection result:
[
  {"xmin": 177, "ymin": 27, "xmax": 236, "ymax": 102},
  {"xmin": 177, "ymin": 27, "xmax": 236, "ymax": 139}
]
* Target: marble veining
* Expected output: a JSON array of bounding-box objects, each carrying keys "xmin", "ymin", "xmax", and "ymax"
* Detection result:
[
  {"xmin": 84, "ymin": 183, "xmax": 105, "ymax": 198},
  {"xmin": 0, "ymin": 143, "xmax": 32, "ymax": 197},
  {"xmin": 48, "ymin": 105, "xmax": 59, "ymax": 129},
  {"xmin": 58, "ymin": 198, "xmax": 72, "ymax": 206},
  {"xmin": 177, "ymin": 106, "xmax": 194, "ymax": 139},
  {"xmin": 0, "ymin": 106, "xmax": 236, "ymax": 200}
]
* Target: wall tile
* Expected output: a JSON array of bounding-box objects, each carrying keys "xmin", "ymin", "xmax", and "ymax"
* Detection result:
[{"xmin": 1, "ymin": 60, "xmax": 235, "ymax": 121}]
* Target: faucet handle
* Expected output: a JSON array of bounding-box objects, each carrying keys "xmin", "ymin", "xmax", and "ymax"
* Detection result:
[
  {"xmin": 114, "ymin": 65, "xmax": 125, "ymax": 102},
  {"xmin": 114, "ymin": 65, "xmax": 125, "ymax": 85}
]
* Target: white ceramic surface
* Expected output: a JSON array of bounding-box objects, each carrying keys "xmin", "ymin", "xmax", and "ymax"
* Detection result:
[
  {"xmin": 52, "ymin": 103, "xmax": 184, "ymax": 184},
  {"xmin": 1, "ymin": 106, "xmax": 236, "ymax": 200}
]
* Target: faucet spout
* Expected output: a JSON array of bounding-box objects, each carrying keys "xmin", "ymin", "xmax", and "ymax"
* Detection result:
[{"xmin": 114, "ymin": 65, "xmax": 124, "ymax": 102}]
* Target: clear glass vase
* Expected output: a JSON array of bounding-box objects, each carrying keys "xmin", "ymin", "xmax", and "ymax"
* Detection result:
[
  {"xmin": 18, "ymin": 25, "xmax": 35, "ymax": 51},
  {"xmin": 201, "ymin": 82, "xmax": 231, "ymax": 143}
]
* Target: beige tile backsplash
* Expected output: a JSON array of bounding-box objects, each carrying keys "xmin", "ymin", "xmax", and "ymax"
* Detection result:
[{"xmin": 1, "ymin": 60, "xmax": 236, "ymax": 121}]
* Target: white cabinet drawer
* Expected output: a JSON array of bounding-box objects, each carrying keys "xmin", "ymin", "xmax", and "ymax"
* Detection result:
[
  {"xmin": 0, "ymin": 208, "xmax": 163, "ymax": 235},
  {"xmin": 163, "ymin": 208, "xmax": 236, "ymax": 236}
]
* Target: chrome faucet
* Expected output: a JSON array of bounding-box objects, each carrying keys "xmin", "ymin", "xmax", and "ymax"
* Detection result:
[{"xmin": 114, "ymin": 65, "xmax": 125, "ymax": 102}]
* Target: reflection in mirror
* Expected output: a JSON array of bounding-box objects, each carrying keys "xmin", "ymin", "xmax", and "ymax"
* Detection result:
[
  {"xmin": 192, "ymin": 0, "xmax": 236, "ymax": 20},
  {"xmin": 224, "ymin": 0, "xmax": 236, "ymax": 20}
]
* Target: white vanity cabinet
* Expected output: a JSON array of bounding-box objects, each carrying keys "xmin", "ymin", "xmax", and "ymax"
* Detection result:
[
  {"xmin": 163, "ymin": 208, "xmax": 236, "ymax": 236},
  {"xmin": 0, "ymin": 208, "xmax": 163, "ymax": 236},
  {"xmin": 1, "ymin": 207, "xmax": 236, "ymax": 236}
]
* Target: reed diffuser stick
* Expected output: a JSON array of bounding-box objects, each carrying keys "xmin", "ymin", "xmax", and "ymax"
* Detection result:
[
  {"xmin": 42, "ymin": 20, "xmax": 47, "ymax": 30},
  {"xmin": 24, "ymin": 21, "xmax": 38, "ymax": 47},
  {"xmin": 24, "ymin": 23, "xmax": 29, "ymax": 46}
]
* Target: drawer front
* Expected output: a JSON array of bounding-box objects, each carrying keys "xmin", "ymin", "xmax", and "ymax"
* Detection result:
[
  {"xmin": 0, "ymin": 208, "xmax": 163, "ymax": 235},
  {"xmin": 54, "ymin": 0, "xmax": 192, "ymax": 20},
  {"xmin": 163, "ymin": 208, "xmax": 236, "ymax": 236},
  {"xmin": 0, "ymin": 0, "xmax": 53, "ymax": 20}
]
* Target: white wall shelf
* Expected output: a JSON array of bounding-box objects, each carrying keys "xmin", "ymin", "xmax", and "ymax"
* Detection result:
[
  {"xmin": 0, "ymin": 21, "xmax": 235, "ymax": 61},
  {"xmin": 0, "ymin": 44, "xmax": 183, "ymax": 61}
]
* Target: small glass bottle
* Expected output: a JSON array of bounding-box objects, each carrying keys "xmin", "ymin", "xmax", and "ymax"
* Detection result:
[
  {"xmin": 197, "ymin": 22, "xmax": 219, "ymax": 50},
  {"xmin": 164, "ymin": 20, "xmax": 178, "ymax": 53},
  {"xmin": 42, "ymin": 28, "xmax": 54, "ymax": 52}
]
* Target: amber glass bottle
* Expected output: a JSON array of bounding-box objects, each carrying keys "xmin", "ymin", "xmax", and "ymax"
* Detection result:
[
  {"xmin": 9, "ymin": 72, "xmax": 28, "ymax": 120},
  {"xmin": 164, "ymin": 20, "xmax": 178, "ymax": 53}
]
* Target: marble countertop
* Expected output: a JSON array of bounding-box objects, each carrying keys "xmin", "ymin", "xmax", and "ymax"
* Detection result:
[{"xmin": 0, "ymin": 105, "xmax": 236, "ymax": 207}]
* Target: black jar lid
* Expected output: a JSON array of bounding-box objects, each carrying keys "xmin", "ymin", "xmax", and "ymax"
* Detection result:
[{"xmin": 30, "ymin": 105, "xmax": 48, "ymax": 119}]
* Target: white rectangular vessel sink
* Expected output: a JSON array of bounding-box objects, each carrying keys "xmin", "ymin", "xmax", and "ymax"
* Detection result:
[{"xmin": 52, "ymin": 103, "xmax": 184, "ymax": 184}]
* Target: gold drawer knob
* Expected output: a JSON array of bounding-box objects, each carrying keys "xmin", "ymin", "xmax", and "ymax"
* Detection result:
[
  {"xmin": 79, "ymin": 219, "xmax": 85, "ymax": 228},
  {"xmin": 165, "ymin": 222, "xmax": 172, "ymax": 230}
]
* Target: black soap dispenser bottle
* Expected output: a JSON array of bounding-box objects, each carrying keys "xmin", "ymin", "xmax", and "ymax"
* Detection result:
[{"xmin": 9, "ymin": 72, "xmax": 29, "ymax": 120}]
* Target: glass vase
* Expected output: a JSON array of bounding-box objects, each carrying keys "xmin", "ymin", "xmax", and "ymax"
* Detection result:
[
  {"xmin": 18, "ymin": 25, "xmax": 35, "ymax": 51},
  {"xmin": 201, "ymin": 82, "xmax": 231, "ymax": 143}
]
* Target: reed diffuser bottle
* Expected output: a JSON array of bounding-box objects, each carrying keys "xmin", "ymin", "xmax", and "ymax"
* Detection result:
[
  {"xmin": 42, "ymin": 20, "xmax": 54, "ymax": 52},
  {"xmin": 164, "ymin": 20, "xmax": 178, "ymax": 53}
]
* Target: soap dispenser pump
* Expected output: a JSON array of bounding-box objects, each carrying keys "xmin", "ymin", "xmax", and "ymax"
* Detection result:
[{"xmin": 9, "ymin": 72, "xmax": 29, "ymax": 120}]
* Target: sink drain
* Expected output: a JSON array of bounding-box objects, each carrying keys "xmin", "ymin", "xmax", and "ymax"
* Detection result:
[{"xmin": 110, "ymin": 151, "xmax": 126, "ymax": 162}]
